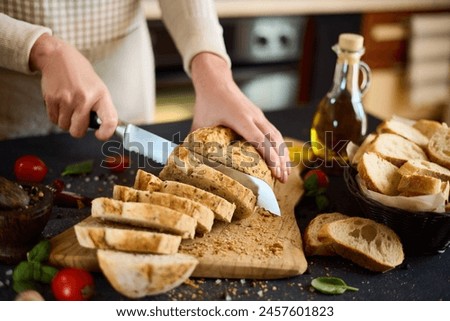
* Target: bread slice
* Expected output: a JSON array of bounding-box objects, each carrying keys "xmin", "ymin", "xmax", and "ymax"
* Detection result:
[
  {"xmin": 113, "ymin": 185, "xmax": 214, "ymax": 234},
  {"xmin": 183, "ymin": 126, "xmax": 274, "ymax": 188},
  {"xmin": 318, "ymin": 217, "xmax": 404, "ymax": 272},
  {"xmin": 377, "ymin": 119, "xmax": 429, "ymax": 148},
  {"xmin": 160, "ymin": 180, "xmax": 235, "ymax": 222},
  {"xmin": 413, "ymin": 119, "xmax": 446, "ymax": 139},
  {"xmin": 74, "ymin": 216, "xmax": 181, "ymax": 254},
  {"xmin": 133, "ymin": 169, "xmax": 163, "ymax": 191},
  {"xmin": 357, "ymin": 152, "xmax": 401, "ymax": 196},
  {"xmin": 369, "ymin": 133, "xmax": 427, "ymax": 167},
  {"xmin": 91, "ymin": 197, "xmax": 196, "ymax": 239},
  {"xmin": 427, "ymin": 127, "xmax": 450, "ymax": 170},
  {"xmin": 159, "ymin": 146, "xmax": 257, "ymax": 219},
  {"xmin": 303, "ymin": 212, "xmax": 349, "ymax": 256},
  {"xmin": 97, "ymin": 249, "xmax": 198, "ymax": 298},
  {"xmin": 351, "ymin": 133, "xmax": 376, "ymax": 165},
  {"xmin": 398, "ymin": 159, "xmax": 450, "ymax": 182},
  {"xmin": 397, "ymin": 174, "xmax": 442, "ymax": 196}
]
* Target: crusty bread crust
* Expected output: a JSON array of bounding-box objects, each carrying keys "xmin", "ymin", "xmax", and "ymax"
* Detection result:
[
  {"xmin": 75, "ymin": 216, "xmax": 181, "ymax": 254},
  {"xmin": 133, "ymin": 169, "xmax": 163, "ymax": 191},
  {"xmin": 159, "ymin": 146, "xmax": 257, "ymax": 219},
  {"xmin": 377, "ymin": 119, "xmax": 429, "ymax": 148},
  {"xmin": 303, "ymin": 212, "xmax": 349, "ymax": 256},
  {"xmin": 97, "ymin": 250, "xmax": 198, "ymax": 298},
  {"xmin": 113, "ymin": 185, "xmax": 214, "ymax": 234},
  {"xmin": 318, "ymin": 217, "xmax": 404, "ymax": 272},
  {"xmin": 398, "ymin": 159, "xmax": 450, "ymax": 181},
  {"xmin": 183, "ymin": 126, "xmax": 274, "ymax": 188},
  {"xmin": 413, "ymin": 119, "xmax": 446, "ymax": 139},
  {"xmin": 427, "ymin": 127, "xmax": 450, "ymax": 170},
  {"xmin": 397, "ymin": 174, "xmax": 442, "ymax": 196}
]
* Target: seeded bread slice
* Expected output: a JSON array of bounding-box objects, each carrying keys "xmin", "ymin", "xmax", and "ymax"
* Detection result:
[
  {"xmin": 357, "ymin": 152, "xmax": 401, "ymax": 196},
  {"xmin": 133, "ymin": 169, "xmax": 163, "ymax": 191},
  {"xmin": 159, "ymin": 146, "xmax": 257, "ymax": 219},
  {"xmin": 183, "ymin": 126, "xmax": 274, "ymax": 188},
  {"xmin": 74, "ymin": 216, "xmax": 181, "ymax": 254},
  {"xmin": 113, "ymin": 185, "xmax": 214, "ymax": 234},
  {"xmin": 398, "ymin": 159, "xmax": 450, "ymax": 182},
  {"xmin": 377, "ymin": 119, "xmax": 429, "ymax": 148},
  {"xmin": 427, "ymin": 127, "xmax": 450, "ymax": 170},
  {"xmin": 318, "ymin": 217, "xmax": 404, "ymax": 272},
  {"xmin": 303, "ymin": 212, "xmax": 349, "ymax": 256},
  {"xmin": 91, "ymin": 197, "xmax": 196, "ymax": 239},
  {"xmin": 97, "ymin": 249, "xmax": 198, "ymax": 298},
  {"xmin": 369, "ymin": 133, "xmax": 428, "ymax": 167}
]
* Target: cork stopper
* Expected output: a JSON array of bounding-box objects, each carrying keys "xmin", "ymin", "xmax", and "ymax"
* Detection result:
[{"xmin": 338, "ymin": 33, "xmax": 364, "ymax": 52}]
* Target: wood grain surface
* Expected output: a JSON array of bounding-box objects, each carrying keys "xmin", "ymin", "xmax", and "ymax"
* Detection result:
[{"xmin": 49, "ymin": 140, "xmax": 308, "ymax": 279}]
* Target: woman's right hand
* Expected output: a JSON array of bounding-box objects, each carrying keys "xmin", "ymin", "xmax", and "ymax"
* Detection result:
[{"xmin": 29, "ymin": 33, "xmax": 118, "ymax": 140}]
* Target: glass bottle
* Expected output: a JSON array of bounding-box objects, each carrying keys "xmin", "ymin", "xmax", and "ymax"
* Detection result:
[{"xmin": 310, "ymin": 33, "xmax": 371, "ymax": 174}]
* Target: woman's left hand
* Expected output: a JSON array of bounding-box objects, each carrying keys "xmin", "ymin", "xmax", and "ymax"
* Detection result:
[{"xmin": 190, "ymin": 53, "xmax": 291, "ymax": 183}]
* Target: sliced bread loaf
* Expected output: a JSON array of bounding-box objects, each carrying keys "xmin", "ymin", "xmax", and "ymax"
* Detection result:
[
  {"xmin": 159, "ymin": 146, "xmax": 257, "ymax": 219},
  {"xmin": 357, "ymin": 152, "xmax": 401, "ymax": 196},
  {"xmin": 398, "ymin": 159, "xmax": 450, "ymax": 181},
  {"xmin": 377, "ymin": 119, "xmax": 429, "ymax": 148},
  {"xmin": 133, "ymin": 169, "xmax": 163, "ymax": 191},
  {"xmin": 113, "ymin": 185, "xmax": 214, "ymax": 234},
  {"xmin": 97, "ymin": 249, "xmax": 198, "ymax": 298},
  {"xmin": 183, "ymin": 126, "xmax": 274, "ymax": 188},
  {"xmin": 160, "ymin": 180, "xmax": 235, "ymax": 222},
  {"xmin": 91, "ymin": 197, "xmax": 197, "ymax": 239},
  {"xmin": 303, "ymin": 212, "xmax": 349, "ymax": 256},
  {"xmin": 74, "ymin": 216, "xmax": 181, "ymax": 254},
  {"xmin": 318, "ymin": 217, "xmax": 404, "ymax": 272},
  {"xmin": 427, "ymin": 127, "xmax": 450, "ymax": 170},
  {"xmin": 369, "ymin": 133, "xmax": 428, "ymax": 167}
]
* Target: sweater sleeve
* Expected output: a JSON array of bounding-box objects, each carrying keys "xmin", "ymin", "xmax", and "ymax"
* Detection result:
[
  {"xmin": 158, "ymin": 0, "xmax": 231, "ymax": 76},
  {"xmin": 0, "ymin": 13, "xmax": 52, "ymax": 74}
]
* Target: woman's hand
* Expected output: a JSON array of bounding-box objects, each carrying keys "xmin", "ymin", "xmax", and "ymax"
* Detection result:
[
  {"xmin": 190, "ymin": 53, "xmax": 291, "ymax": 183},
  {"xmin": 29, "ymin": 34, "xmax": 118, "ymax": 140}
]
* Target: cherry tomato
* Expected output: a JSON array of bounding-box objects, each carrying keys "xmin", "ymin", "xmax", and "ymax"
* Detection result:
[
  {"xmin": 304, "ymin": 169, "xmax": 330, "ymax": 189},
  {"xmin": 51, "ymin": 268, "xmax": 94, "ymax": 301},
  {"xmin": 103, "ymin": 155, "xmax": 130, "ymax": 173},
  {"xmin": 14, "ymin": 155, "xmax": 48, "ymax": 183}
]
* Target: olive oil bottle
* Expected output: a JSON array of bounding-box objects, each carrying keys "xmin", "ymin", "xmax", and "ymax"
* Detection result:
[{"xmin": 310, "ymin": 33, "xmax": 371, "ymax": 173}]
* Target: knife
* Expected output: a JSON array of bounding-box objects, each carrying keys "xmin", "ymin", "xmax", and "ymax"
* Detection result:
[{"xmin": 89, "ymin": 113, "xmax": 281, "ymax": 215}]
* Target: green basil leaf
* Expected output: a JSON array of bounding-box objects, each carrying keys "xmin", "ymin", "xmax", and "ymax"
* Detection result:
[
  {"xmin": 13, "ymin": 261, "xmax": 34, "ymax": 282},
  {"xmin": 315, "ymin": 194, "xmax": 329, "ymax": 211},
  {"xmin": 311, "ymin": 277, "xmax": 359, "ymax": 295},
  {"xmin": 61, "ymin": 160, "xmax": 94, "ymax": 176},
  {"xmin": 40, "ymin": 265, "xmax": 59, "ymax": 284},
  {"xmin": 304, "ymin": 174, "xmax": 318, "ymax": 192},
  {"xmin": 27, "ymin": 240, "xmax": 51, "ymax": 263},
  {"xmin": 13, "ymin": 280, "xmax": 37, "ymax": 293}
]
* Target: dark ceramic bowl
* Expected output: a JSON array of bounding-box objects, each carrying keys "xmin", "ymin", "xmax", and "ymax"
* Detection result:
[{"xmin": 0, "ymin": 183, "xmax": 53, "ymax": 264}]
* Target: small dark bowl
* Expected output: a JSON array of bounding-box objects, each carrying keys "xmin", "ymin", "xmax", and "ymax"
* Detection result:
[
  {"xmin": 344, "ymin": 166, "xmax": 450, "ymax": 256},
  {"xmin": 0, "ymin": 183, "xmax": 53, "ymax": 264}
]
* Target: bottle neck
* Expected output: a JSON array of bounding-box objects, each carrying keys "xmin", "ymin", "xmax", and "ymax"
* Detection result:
[{"xmin": 329, "ymin": 54, "xmax": 362, "ymax": 98}]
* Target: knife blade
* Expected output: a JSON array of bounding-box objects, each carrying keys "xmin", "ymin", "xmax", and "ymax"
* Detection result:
[{"xmin": 90, "ymin": 113, "xmax": 281, "ymax": 215}]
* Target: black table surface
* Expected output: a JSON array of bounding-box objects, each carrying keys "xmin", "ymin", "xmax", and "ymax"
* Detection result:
[{"xmin": 0, "ymin": 105, "xmax": 449, "ymax": 301}]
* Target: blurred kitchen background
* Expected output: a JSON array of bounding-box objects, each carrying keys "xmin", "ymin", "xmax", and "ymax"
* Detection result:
[{"xmin": 143, "ymin": 0, "xmax": 450, "ymax": 124}]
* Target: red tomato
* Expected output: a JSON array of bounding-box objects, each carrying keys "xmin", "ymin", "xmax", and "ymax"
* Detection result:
[
  {"xmin": 51, "ymin": 268, "xmax": 94, "ymax": 301},
  {"xmin": 103, "ymin": 155, "xmax": 130, "ymax": 173},
  {"xmin": 14, "ymin": 155, "xmax": 48, "ymax": 183},
  {"xmin": 304, "ymin": 169, "xmax": 330, "ymax": 189}
]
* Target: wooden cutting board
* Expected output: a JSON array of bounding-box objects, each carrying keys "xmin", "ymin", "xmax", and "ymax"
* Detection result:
[{"xmin": 49, "ymin": 141, "xmax": 308, "ymax": 279}]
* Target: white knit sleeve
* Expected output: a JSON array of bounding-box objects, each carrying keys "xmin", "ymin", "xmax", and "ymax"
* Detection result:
[
  {"xmin": 158, "ymin": 0, "xmax": 231, "ymax": 76},
  {"xmin": 0, "ymin": 13, "xmax": 52, "ymax": 74}
]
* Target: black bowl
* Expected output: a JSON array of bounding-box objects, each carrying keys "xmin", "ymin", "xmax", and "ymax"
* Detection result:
[
  {"xmin": 344, "ymin": 166, "xmax": 450, "ymax": 256},
  {"xmin": 0, "ymin": 183, "xmax": 53, "ymax": 264}
]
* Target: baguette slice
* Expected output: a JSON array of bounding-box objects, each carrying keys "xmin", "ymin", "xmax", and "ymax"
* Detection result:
[
  {"xmin": 318, "ymin": 217, "xmax": 404, "ymax": 272},
  {"xmin": 91, "ymin": 197, "xmax": 196, "ymax": 239},
  {"xmin": 159, "ymin": 146, "xmax": 257, "ymax": 219},
  {"xmin": 303, "ymin": 212, "xmax": 349, "ymax": 256},
  {"xmin": 397, "ymin": 174, "xmax": 442, "ymax": 196},
  {"xmin": 133, "ymin": 169, "xmax": 163, "ymax": 191},
  {"xmin": 74, "ymin": 216, "xmax": 181, "ymax": 254},
  {"xmin": 369, "ymin": 133, "xmax": 428, "ymax": 167},
  {"xmin": 113, "ymin": 185, "xmax": 214, "ymax": 234},
  {"xmin": 357, "ymin": 152, "xmax": 401, "ymax": 196},
  {"xmin": 161, "ymin": 180, "xmax": 235, "ymax": 222},
  {"xmin": 413, "ymin": 119, "xmax": 446, "ymax": 139},
  {"xmin": 97, "ymin": 250, "xmax": 198, "ymax": 298},
  {"xmin": 427, "ymin": 127, "xmax": 450, "ymax": 170},
  {"xmin": 398, "ymin": 159, "xmax": 450, "ymax": 181},
  {"xmin": 377, "ymin": 119, "xmax": 429, "ymax": 148}
]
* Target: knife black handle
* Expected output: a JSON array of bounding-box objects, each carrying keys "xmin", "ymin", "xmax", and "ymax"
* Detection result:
[{"xmin": 89, "ymin": 112, "xmax": 101, "ymax": 129}]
